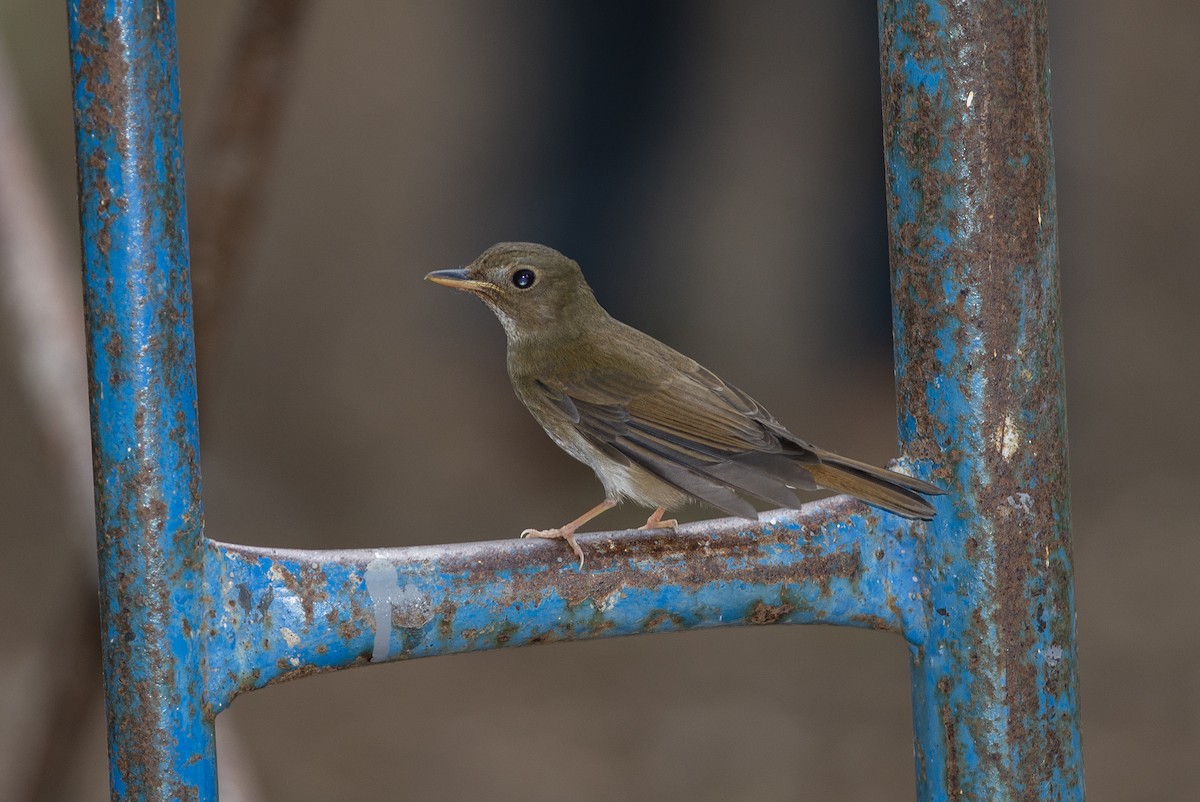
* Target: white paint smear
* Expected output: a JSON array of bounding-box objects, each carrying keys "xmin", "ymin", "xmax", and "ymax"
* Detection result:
[
  {"xmin": 364, "ymin": 558, "xmax": 433, "ymax": 662},
  {"xmin": 996, "ymin": 415, "xmax": 1021, "ymax": 460}
]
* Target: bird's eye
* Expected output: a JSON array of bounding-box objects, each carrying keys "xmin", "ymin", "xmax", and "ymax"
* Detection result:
[{"xmin": 512, "ymin": 268, "xmax": 536, "ymax": 289}]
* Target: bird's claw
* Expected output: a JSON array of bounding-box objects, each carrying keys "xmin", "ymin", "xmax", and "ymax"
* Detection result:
[
  {"xmin": 521, "ymin": 527, "xmax": 585, "ymax": 568},
  {"xmin": 638, "ymin": 507, "xmax": 678, "ymax": 531}
]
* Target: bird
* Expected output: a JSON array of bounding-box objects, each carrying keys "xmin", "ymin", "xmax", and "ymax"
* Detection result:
[{"xmin": 426, "ymin": 242, "xmax": 943, "ymax": 566}]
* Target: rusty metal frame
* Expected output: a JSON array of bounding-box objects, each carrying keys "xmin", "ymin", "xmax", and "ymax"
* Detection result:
[
  {"xmin": 880, "ymin": 2, "xmax": 1082, "ymax": 796},
  {"xmin": 69, "ymin": 0, "xmax": 1082, "ymax": 799}
]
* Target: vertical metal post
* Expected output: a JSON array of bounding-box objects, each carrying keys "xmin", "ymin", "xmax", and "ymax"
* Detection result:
[
  {"xmin": 879, "ymin": 1, "xmax": 1083, "ymax": 798},
  {"xmin": 66, "ymin": 0, "xmax": 1084, "ymax": 798},
  {"xmin": 69, "ymin": 0, "xmax": 215, "ymax": 797}
]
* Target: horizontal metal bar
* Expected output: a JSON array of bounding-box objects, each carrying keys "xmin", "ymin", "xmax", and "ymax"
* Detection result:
[
  {"xmin": 72, "ymin": 1, "xmax": 1083, "ymax": 798},
  {"xmin": 204, "ymin": 495, "xmax": 925, "ymax": 713}
]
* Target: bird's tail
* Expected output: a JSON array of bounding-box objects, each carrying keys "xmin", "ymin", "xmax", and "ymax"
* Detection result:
[{"xmin": 805, "ymin": 451, "xmax": 944, "ymax": 520}]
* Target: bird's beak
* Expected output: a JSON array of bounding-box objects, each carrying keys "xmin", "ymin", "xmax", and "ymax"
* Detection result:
[{"xmin": 425, "ymin": 267, "xmax": 489, "ymax": 293}]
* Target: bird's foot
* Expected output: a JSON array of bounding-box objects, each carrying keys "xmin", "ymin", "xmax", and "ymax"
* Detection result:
[
  {"xmin": 638, "ymin": 506, "xmax": 678, "ymax": 531},
  {"xmin": 519, "ymin": 499, "xmax": 617, "ymax": 569},
  {"xmin": 521, "ymin": 526, "xmax": 585, "ymax": 568}
]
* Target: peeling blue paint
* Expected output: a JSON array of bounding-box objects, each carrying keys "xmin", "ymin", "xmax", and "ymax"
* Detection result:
[
  {"xmin": 881, "ymin": 0, "xmax": 1082, "ymax": 798},
  {"xmin": 70, "ymin": 0, "xmax": 214, "ymax": 797},
  {"xmin": 75, "ymin": 0, "xmax": 1079, "ymax": 799},
  {"xmin": 201, "ymin": 502, "xmax": 923, "ymax": 712}
]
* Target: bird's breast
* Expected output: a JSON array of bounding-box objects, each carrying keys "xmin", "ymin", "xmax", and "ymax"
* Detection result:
[{"xmin": 511, "ymin": 376, "xmax": 689, "ymax": 509}]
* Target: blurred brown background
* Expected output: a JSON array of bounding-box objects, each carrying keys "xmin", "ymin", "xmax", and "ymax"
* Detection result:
[{"xmin": 1, "ymin": 1, "xmax": 1196, "ymax": 799}]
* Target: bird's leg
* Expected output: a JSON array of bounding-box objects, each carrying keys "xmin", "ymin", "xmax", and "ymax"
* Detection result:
[
  {"xmin": 638, "ymin": 506, "xmax": 678, "ymax": 530},
  {"xmin": 521, "ymin": 499, "xmax": 617, "ymax": 568}
]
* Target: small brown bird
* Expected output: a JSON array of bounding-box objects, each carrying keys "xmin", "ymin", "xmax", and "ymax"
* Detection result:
[{"xmin": 427, "ymin": 243, "xmax": 942, "ymax": 566}]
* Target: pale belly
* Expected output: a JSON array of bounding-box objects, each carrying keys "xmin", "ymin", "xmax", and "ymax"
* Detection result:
[{"xmin": 539, "ymin": 411, "xmax": 691, "ymax": 510}]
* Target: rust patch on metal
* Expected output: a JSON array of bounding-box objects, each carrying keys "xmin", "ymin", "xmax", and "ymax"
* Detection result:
[
  {"xmin": 437, "ymin": 600, "xmax": 457, "ymax": 639},
  {"xmin": 269, "ymin": 663, "xmax": 322, "ymax": 686},
  {"xmin": 883, "ymin": 0, "xmax": 1079, "ymax": 796},
  {"xmin": 493, "ymin": 622, "xmax": 520, "ymax": 647},
  {"xmin": 464, "ymin": 508, "xmax": 867, "ymax": 612},
  {"xmin": 271, "ymin": 563, "xmax": 328, "ymax": 626},
  {"xmin": 938, "ymin": 683, "xmax": 962, "ymax": 799},
  {"xmin": 850, "ymin": 614, "xmax": 894, "ymax": 632},
  {"xmin": 748, "ymin": 600, "xmax": 795, "ymax": 625},
  {"xmin": 643, "ymin": 609, "xmax": 686, "ymax": 630},
  {"xmin": 210, "ymin": 494, "xmax": 909, "ymax": 711}
]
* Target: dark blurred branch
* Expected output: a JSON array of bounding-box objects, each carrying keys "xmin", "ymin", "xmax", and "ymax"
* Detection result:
[
  {"xmin": 0, "ymin": 35, "xmax": 101, "ymax": 802},
  {"xmin": 0, "ymin": 0, "xmax": 308, "ymax": 792},
  {"xmin": 0, "ymin": 47, "xmax": 94, "ymax": 555},
  {"xmin": 191, "ymin": 0, "xmax": 310, "ymax": 382}
]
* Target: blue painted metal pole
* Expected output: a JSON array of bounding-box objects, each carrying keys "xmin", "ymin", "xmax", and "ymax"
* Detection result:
[
  {"xmin": 70, "ymin": 0, "xmax": 1082, "ymax": 799},
  {"xmin": 879, "ymin": 1, "xmax": 1083, "ymax": 798},
  {"xmin": 201, "ymin": 497, "xmax": 924, "ymax": 711},
  {"xmin": 69, "ymin": 0, "xmax": 215, "ymax": 797}
]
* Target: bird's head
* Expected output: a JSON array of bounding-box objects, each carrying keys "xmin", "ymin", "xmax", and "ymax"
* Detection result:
[{"xmin": 425, "ymin": 242, "xmax": 603, "ymax": 341}]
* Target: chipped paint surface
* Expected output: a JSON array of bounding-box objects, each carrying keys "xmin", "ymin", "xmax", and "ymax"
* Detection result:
[
  {"xmin": 76, "ymin": 1, "xmax": 1078, "ymax": 800},
  {"xmin": 880, "ymin": 0, "xmax": 1082, "ymax": 798},
  {"xmin": 203, "ymin": 498, "xmax": 922, "ymax": 712},
  {"xmin": 70, "ymin": 0, "xmax": 214, "ymax": 797},
  {"xmin": 363, "ymin": 557, "xmax": 435, "ymax": 661},
  {"xmin": 997, "ymin": 415, "xmax": 1022, "ymax": 461}
]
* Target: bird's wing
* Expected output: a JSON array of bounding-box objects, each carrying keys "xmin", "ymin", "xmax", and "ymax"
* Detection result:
[{"xmin": 530, "ymin": 359, "xmax": 821, "ymax": 517}]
